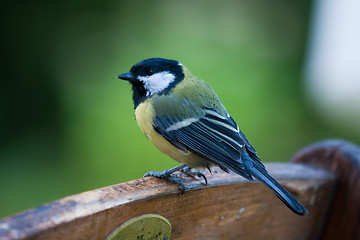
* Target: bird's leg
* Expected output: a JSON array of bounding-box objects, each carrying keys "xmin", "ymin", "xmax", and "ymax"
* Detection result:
[
  {"xmin": 144, "ymin": 164, "xmax": 188, "ymax": 194},
  {"xmin": 181, "ymin": 166, "xmax": 208, "ymax": 185},
  {"xmin": 144, "ymin": 164, "xmax": 187, "ymax": 177}
]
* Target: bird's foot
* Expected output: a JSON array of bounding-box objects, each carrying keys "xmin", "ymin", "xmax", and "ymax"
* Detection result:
[
  {"xmin": 143, "ymin": 164, "xmax": 207, "ymax": 194},
  {"xmin": 144, "ymin": 164, "xmax": 188, "ymax": 194},
  {"xmin": 181, "ymin": 166, "xmax": 208, "ymax": 185}
]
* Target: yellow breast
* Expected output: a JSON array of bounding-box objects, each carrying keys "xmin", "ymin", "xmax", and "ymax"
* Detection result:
[{"xmin": 134, "ymin": 100, "xmax": 209, "ymax": 168}]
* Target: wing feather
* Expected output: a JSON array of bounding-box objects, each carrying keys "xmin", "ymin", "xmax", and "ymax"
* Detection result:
[{"xmin": 154, "ymin": 108, "xmax": 263, "ymax": 179}]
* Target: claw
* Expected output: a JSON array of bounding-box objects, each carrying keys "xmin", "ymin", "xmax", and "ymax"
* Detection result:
[
  {"xmin": 143, "ymin": 164, "xmax": 208, "ymax": 194},
  {"xmin": 181, "ymin": 166, "xmax": 208, "ymax": 185},
  {"xmin": 143, "ymin": 164, "xmax": 188, "ymax": 193},
  {"xmin": 167, "ymin": 176, "xmax": 186, "ymax": 195}
]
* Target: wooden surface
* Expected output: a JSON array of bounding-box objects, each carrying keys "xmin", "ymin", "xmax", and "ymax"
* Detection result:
[
  {"xmin": 0, "ymin": 163, "xmax": 335, "ymax": 240},
  {"xmin": 291, "ymin": 139, "xmax": 360, "ymax": 240}
]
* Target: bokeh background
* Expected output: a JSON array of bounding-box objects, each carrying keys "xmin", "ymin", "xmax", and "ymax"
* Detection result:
[{"xmin": 1, "ymin": 0, "xmax": 359, "ymax": 219}]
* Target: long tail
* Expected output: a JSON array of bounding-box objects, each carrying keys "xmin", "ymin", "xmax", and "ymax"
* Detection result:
[{"xmin": 242, "ymin": 155, "xmax": 309, "ymax": 215}]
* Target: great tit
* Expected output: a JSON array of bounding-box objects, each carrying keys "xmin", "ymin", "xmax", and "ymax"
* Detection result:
[{"xmin": 117, "ymin": 58, "xmax": 308, "ymax": 215}]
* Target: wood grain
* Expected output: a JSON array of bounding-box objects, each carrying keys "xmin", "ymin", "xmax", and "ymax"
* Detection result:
[
  {"xmin": 0, "ymin": 163, "xmax": 335, "ymax": 240},
  {"xmin": 291, "ymin": 139, "xmax": 360, "ymax": 240}
]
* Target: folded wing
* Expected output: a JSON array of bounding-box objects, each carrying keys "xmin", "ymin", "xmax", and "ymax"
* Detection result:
[{"xmin": 154, "ymin": 108, "xmax": 266, "ymax": 180}]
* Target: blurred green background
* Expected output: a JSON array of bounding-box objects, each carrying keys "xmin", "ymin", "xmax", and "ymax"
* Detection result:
[{"xmin": 1, "ymin": 0, "xmax": 359, "ymax": 219}]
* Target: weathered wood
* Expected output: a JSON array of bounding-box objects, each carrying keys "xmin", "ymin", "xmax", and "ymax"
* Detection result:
[
  {"xmin": 291, "ymin": 139, "xmax": 360, "ymax": 240},
  {"xmin": 0, "ymin": 163, "xmax": 335, "ymax": 240}
]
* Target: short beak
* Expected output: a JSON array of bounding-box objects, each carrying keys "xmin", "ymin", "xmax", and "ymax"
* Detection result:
[{"xmin": 117, "ymin": 72, "xmax": 135, "ymax": 81}]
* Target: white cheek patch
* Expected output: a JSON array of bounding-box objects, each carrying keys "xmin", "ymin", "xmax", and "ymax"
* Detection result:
[{"xmin": 137, "ymin": 71, "xmax": 175, "ymax": 96}]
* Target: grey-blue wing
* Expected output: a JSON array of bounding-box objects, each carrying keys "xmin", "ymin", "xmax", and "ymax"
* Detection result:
[{"xmin": 154, "ymin": 108, "xmax": 265, "ymax": 180}]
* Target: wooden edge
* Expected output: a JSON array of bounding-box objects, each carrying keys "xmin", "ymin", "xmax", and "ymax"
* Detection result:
[
  {"xmin": 0, "ymin": 163, "xmax": 335, "ymax": 240},
  {"xmin": 291, "ymin": 139, "xmax": 360, "ymax": 240}
]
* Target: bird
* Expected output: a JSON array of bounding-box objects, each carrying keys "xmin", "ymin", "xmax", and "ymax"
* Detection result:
[{"xmin": 117, "ymin": 58, "xmax": 308, "ymax": 215}]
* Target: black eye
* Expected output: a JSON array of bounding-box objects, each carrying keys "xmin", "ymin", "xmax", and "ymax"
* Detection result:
[{"xmin": 145, "ymin": 69, "xmax": 154, "ymax": 75}]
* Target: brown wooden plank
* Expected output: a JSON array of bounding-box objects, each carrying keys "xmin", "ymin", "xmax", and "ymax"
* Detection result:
[
  {"xmin": 291, "ymin": 139, "xmax": 360, "ymax": 240},
  {"xmin": 0, "ymin": 163, "xmax": 335, "ymax": 240}
]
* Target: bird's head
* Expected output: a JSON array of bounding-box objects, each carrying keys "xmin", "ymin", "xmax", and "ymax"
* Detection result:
[{"xmin": 117, "ymin": 58, "xmax": 185, "ymax": 107}]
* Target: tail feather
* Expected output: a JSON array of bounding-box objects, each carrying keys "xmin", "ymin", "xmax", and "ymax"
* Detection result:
[{"xmin": 242, "ymin": 155, "xmax": 309, "ymax": 215}]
